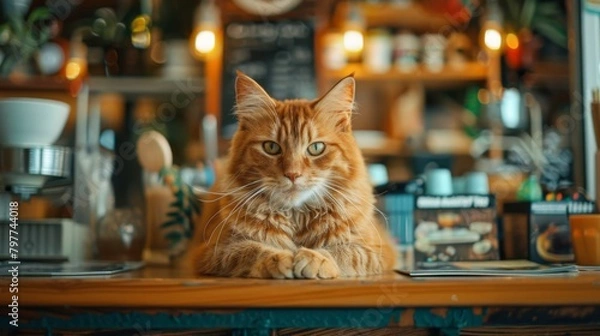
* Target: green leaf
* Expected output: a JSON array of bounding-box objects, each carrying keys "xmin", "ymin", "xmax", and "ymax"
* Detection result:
[
  {"xmin": 536, "ymin": 2, "xmax": 563, "ymax": 17},
  {"xmin": 190, "ymin": 199, "xmax": 200, "ymax": 213},
  {"xmin": 160, "ymin": 219, "xmax": 181, "ymax": 229},
  {"xmin": 164, "ymin": 230, "xmax": 183, "ymax": 243},
  {"xmin": 19, "ymin": 35, "xmax": 39, "ymax": 58},
  {"xmin": 27, "ymin": 7, "xmax": 52, "ymax": 26},
  {"xmin": 506, "ymin": 0, "xmax": 522, "ymax": 27},
  {"xmin": 520, "ymin": 0, "xmax": 537, "ymax": 28},
  {"xmin": 532, "ymin": 18, "xmax": 568, "ymax": 48},
  {"xmin": 0, "ymin": 23, "xmax": 11, "ymax": 44},
  {"xmin": 166, "ymin": 211, "xmax": 182, "ymax": 218},
  {"xmin": 169, "ymin": 200, "xmax": 183, "ymax": 208},
  {"xmin": 0, "ymin": 54, "xmax": 18, "ymax": 77},
  {"xmin": 30, "ymin": 26, "xmax": 52, "ymax": 47},
  {"xmin": 8, "ymin": 17, "xmax": 25, "ymax": 37},
  {"xmin": 159, "ymin": 166, "xmax": 173, "ymax": 179}
]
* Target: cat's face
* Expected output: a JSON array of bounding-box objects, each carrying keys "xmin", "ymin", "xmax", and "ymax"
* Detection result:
[{"xmin": 228, "ymin": 72, "xmax": 363, "ymax": 210}]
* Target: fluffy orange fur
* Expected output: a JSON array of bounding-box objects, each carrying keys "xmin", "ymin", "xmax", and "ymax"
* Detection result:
[{"xmin": 188, "ymin": 72, "xmax": 396, "ymax": 279}]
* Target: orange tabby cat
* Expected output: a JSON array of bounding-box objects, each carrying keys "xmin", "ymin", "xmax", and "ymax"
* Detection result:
[{"xmin": 189, "ymin": 72, "xmax": 396, "ymax": 279}]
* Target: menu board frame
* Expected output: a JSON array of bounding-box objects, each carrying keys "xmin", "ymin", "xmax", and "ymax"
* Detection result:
[{"xmin": 220, "ymin": 19, "xmax": 317, "ymax": 138}]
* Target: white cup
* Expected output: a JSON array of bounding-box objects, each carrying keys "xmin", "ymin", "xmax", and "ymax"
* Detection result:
[
  {"xmin": 465, "ymin": 171, "xmax": 489, "ymax": 195},
  {"xmin": 422, "ymin": 34, "xmax": 446, "ymax": 72},
  {"xmin": 368, "ymin": 163, "xmax": 389, "ymax": 187},
  {"xmin": 365, "ymin": 30, "xmax": 393, "ymax": 73},
  {"xmin": 425, "ymin": 168, "xmax": 453, "ymax": 196}
]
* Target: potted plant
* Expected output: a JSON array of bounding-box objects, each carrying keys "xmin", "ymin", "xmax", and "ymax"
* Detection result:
[
  {"xmin": 500, "ymin": 0, "xmax": 567, "ymax": 70},
  {"xmin": 0, "ymin": 4, "xmax": 53, "ymax": 77}
]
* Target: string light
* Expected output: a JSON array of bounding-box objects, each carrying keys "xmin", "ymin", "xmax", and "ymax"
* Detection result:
[
  {"xmin": 65, "ymin": 37, "xmax": 87, "ymax": 80},
  {"xmin": 481, "ymin": 0, "xmax": 503, "ymax": 52},
  {"xmin": 195, "ymin": 30, "xmax": 216, "ymax": 54},
  {"xmin": 131, "ymin": 14, "xmax": 152, "ymax": 49},
  {"xmin": 343, "ymin": 2, "xmax": 365, "ymax": 55},
  {"xmin": 191, "ymin": 0, "xmax": 220, "ymax": 58},
  {"xmin": 343, "ymin": 30, "xmax": 363, "ymax": 53},
  {"xmin": 506, "ymin": 33, "xmax": 519, "ymax": 50},
  {"xmin": 484, "ymin": 27, "xmax": 502, "ymax": 51}
]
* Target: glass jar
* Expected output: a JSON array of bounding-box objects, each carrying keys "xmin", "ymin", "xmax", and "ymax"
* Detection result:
[
  {"xmin": 96, "ymin": 207, "xmax": 145, "ymax": 261},
  {"xmin": 364, "ymin": 29, "xmax": 393, "ymax": 73},
  {"xmin": 394, "ymin": 31, "xmax": 420, "ymax": 73},
  {"xmin": 422, "ymin": 34, "xmax": 447, "ymax": 72}
]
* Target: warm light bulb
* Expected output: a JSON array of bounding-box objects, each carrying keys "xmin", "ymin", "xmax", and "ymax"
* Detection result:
[
  {"xmin": 194, "ymin": 30, "xmax": 216, "ymax": 54},
  {"xmin": 343, "ymin": 30, "xmax": 363, "ymax": 53},
  {"xmin": 131, "ymin": 15, "xmax": 151, "ymax": 49},
  {"xmin": 506, "ymin": 33, "xmax": 519, "ymax": 49},
  {"xmin": 484, "ymin": 28, "xmax": 502, "ymax": 51},
  {"xmin": 65, "ymin": 58, "xmax": 86, "ymax": 80}
]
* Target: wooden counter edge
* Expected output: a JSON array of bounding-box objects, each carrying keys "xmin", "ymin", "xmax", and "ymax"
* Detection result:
[{"xmin": 3, "ymin": 272, "xmax": 600, "ymax": 308}]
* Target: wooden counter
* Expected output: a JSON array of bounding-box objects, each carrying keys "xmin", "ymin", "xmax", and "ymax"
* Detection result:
[
  {"xmin": 3, "ymin": 267, "xmax": 600, "ymax": 308},
  {"xmin": 2, "ymin": 267, "xmax": 600, "ymax": 335}
]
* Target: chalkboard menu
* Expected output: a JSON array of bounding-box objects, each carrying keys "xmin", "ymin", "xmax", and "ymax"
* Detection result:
[{"xmin": 221, "ymin": 20, "xmax": 317, "ymax": 138}]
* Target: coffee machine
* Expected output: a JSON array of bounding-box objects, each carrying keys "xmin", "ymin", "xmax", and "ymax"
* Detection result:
[{"xmin": 0, "ymin": 84, "xmax": 93, "ymax": 262}]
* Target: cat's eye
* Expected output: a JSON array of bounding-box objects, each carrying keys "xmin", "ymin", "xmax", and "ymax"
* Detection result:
[
  {"xmin": 307, "ymin": 142, "xmax": 326, "ymax": 156},
  {"xmin": 262, "ymin": 141, "xmax": 281, "ymax": 155}
]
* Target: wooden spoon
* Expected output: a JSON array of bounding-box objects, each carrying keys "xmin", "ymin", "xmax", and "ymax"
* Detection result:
[{"xmin": 136, "ymin": 131, "xmax": 173, "ymax": 173}]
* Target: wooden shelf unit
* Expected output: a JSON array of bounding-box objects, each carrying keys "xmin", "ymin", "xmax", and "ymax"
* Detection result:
[
  {"xmin": 318, "ymin": 1, "xmax": 490, "ymax": 178},
  {"xmin": 332, "ymin": 1, "xmax": 462, "ymax": 32},
  {"xmin": 359, "ymin": 138, "xmax": 474, "ymax": 159},
  {"xmin": 0, "ymin": 77, "xmax": 78, "ymax": 93},
  {"xmin": 88, "ymin": 76, "xmax": 205, "ymax": 97},
  {"xmin": 324, "ymin": 62, "xmax": 488, "ymax": 85}
]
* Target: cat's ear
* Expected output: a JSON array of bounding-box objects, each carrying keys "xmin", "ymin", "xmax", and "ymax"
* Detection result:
[
  {"xmin": 235, "ymin": 71, "xmax": 274, "ymax": 115},
  {"xmin": 314, "ymin": 74, "xmax": 355, "ymax": 132}
]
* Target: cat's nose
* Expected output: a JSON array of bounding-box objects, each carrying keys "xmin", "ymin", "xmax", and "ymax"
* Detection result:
[{"xmin": 284, "ymin": 172, "xmax": 301, "ymax": 183}]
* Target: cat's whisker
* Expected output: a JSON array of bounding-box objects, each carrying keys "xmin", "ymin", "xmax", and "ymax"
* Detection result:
[
  {"xmin": 218, "ymin": 187, "xmax": 266, "ymax": 245},
  {"xmin": 324, "ymin": 183, "xmax": 384, "ymax": 256},
  {"xmin": 203, "ymin": 185, "xmax": 263, "ymax": 242},
  {"xmin": 201, "ymin": 183, "xmax": 262, "ymax": 240},
  {"xmin": 327, "ymin": 179, "xmax": 390, "ymax": 231},
  {"xmin": 231, "ymin": 186, "xmax": 266, "ymax": 233},
  {"xmin": 243, "ymin": 190, "xmax": 262, "ymax": 224},
  {"xmin": 321, "ymin": 188, "xmax": 386, "ymax": 272},
  {"xmin": 199, "ymin": 180, "xmax": 262, "ymax": 201},
  {"xmin": 203, "ymin": 193, "xmax": 246, "ymax": 242},
  {"xmin": 207, "ymin": 189, "xmax": 258, "ymax": 243},
  {"xmin": 212, "ymin": 187, "xmax": 267, "ymax": 253},
  {"xmin": 321, "ymin": 189, "xmax": 361, "ymax": 245}
]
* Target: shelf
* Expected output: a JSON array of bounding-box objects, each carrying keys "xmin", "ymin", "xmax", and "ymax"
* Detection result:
[
  {"xmin": 333, "ymin": 2, "xmax": 463, "ymax": 32},
  {"xmin": 88, "ymin": 77, "xmax": 205, "ymax": 96},
  {"xmin": 324, "ymin": 63, "xmax": 488, "ymax": 86},
  {"xmin": 358, "ymin": 138, "xmax": 473, "ymax": 159},
  {"xmin": 359, "ymin": 137, "xmax": 404, "ymax": 157},
  {"xmin": 0, "ymin": 77, "xmax": 78, "ymax": 93},
  {"xmin": 0, "ymin": 76, "xmax": 205, "ymax": 97}
]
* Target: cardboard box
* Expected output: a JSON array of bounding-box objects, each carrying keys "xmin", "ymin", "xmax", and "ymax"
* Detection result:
[{"xmin": 503, "ymin": 201, "xmax": 596, "ymax": 264}]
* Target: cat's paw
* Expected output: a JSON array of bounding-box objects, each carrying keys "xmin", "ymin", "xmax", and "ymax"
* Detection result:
[
  {"xmin": 249, "ymin": 250, "xmax": 294, "ymax": 279},
  {"xmin": 293, "ymin": 247, "xmax": 339, "ymax": 279}
]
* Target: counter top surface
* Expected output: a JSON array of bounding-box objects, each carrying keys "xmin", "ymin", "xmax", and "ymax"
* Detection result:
[{"xmin": 2, "ymin": 266, "xmax": 600, "ymax": 308}]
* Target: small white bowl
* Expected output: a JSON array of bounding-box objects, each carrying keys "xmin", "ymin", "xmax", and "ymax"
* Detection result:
[{"xmin": 0, "ymin": 98, "xmax": 70, "ymax": 147}]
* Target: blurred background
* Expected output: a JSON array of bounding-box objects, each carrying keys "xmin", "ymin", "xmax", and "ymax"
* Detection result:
[{"xmin": 0, "ymin": 0, "xmax": 596, "ymax": 264}]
